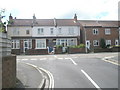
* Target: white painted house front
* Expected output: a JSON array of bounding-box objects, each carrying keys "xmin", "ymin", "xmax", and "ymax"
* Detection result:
[{"xmin": 7, "ymin": 14, "xmax": 81, "ymax": 54}]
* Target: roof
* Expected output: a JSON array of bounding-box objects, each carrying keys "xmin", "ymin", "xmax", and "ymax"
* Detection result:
[
  {"xmin": 8, "ymin": 18, "xmax": 118, "ymax": 27},
  {"xmin": 9, "ymin": 19, "xmax": 80, "ymax": 26},
  {"xmin": 79, "ymin": 20, "xmax": 118, "ymax": 27}
]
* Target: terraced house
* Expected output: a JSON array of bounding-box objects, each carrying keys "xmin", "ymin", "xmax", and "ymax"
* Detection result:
[
  {"xmin": 7, "ymin": 14, "xmax": 119, "ymax": 54},
  {"xmin": 7, "ymin": 14, "xmax": 81, "ymax": 54}
]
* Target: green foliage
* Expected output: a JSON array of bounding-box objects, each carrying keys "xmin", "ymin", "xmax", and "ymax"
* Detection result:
[
  {"xmin": 69, "ymin": 44, "xmax": 85, "ymax": 48},
  {"xmin": 100, "ymin": 38, "xmax": 106, "ymax": 48},
  {"xmin": 55, "ymin": 45, "xmax": 62, "ymax": 48}
]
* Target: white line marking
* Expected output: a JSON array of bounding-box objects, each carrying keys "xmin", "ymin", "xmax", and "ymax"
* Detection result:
[
  {"xmin": 54, "ymin": 55, "xmax": 57, "ymax": 58},
  {"xmin": 30, "ymin": 58, "xmax": 37, "ymax": 60},
  {"xmin": 65, "ymin": 58, "xmax": 77, "ymax": 65},
  {"xmin": 22, "ymin": 59, "xmax": 28, "ymax": 60},
  {"xmin": 40, "ymin": 58, "xmax": 47, "ymax": 60},
  {"xmin": 81, "ymin": 69, "xmax": 102, "ymax": 90},
  {"xmin": 58, "ymin": 58, "xmax": 63, "ymax": 60}
]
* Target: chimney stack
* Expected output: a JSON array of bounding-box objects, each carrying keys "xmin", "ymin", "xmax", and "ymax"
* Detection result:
[
  {"xmin": 9, "ymin": 13, "xmax": 13, "ymax": 21},
  {"xmin": 74, "ymin": 13, "xmax": 77, "ymax": 23}
]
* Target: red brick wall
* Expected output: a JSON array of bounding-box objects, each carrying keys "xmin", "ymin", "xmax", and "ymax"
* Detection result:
[{"xmin": 82, "ymin": 27, "xmax": 119, "ymax": 49}]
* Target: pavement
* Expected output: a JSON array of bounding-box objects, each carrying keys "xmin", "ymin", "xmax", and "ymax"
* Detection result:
[
  {"xmin": 16, "ymin": 52, "xmax": 119, "ymax": 89},
  {"xmin": 16, "ymin": 62, "xmax": 47, "ymax": 89}
]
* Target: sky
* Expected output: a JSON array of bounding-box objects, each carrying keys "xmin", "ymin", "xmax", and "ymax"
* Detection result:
[{"xmin": 0, "ymin": 0, "xmax": 119, "ymax": 21}]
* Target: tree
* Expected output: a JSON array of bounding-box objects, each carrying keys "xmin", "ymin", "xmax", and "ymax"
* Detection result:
[
  {"xmin": 100, "ymin": 38, "xmax": 106, "ymax": 48},
  {"xmin": 0, "ymin": 9, "xmax": 6, "ymax": 33}
]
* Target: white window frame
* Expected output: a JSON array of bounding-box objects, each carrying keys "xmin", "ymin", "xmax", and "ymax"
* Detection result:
[
  {"xmin": 12, "ymin": 40, "xmax": 20, "ymax": 49},
  {"xmin": 93, "ymin": 40, "xmax": 99, "ymax": 46},
  {"xmin": 50, "ymin": 28, "xmax": 54, "ymax": 35},
  {"xmin": 106, "ymin": 40, "xmax": 111, "ymax": 46},
  {"xmin": 93, "ymin": 29, "xmax": 99, "ymax": 35},
  {"xmin": 105, "ymin": 28, "xmax": 111, "ymax": 35},
  {"xmin": 58, "ymin": 27, "xmax": 62, "ymax": 34},
  {"xmin": 38, "ymin": 28, "xmax": 44, "ymax": 35},
  {"xmin": 26, "ymin": 30, "xmax": 30, "ymax": 35},
  {"xmin": 13, "ymin": 28, "xmax": 19, "ymax": 35},
  {"xmin": 56, "ymin": 38, "xmax": 77, "ymax": 46},
  {"xmin": 36, "ymin": 39, "xmax": 46, "ymax": 49},
  {"xmin": 68, "ymin": 28, "xmax": 74, "ymax": 35},
  {"xmin": 115, "ymin": 39, "xmax": 119, "ymax": 46}
]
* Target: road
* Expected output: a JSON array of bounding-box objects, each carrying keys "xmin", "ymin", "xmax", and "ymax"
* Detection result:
[{"xmin": 17, "ymin": 52, "xmax": 119, "ymax": 89}]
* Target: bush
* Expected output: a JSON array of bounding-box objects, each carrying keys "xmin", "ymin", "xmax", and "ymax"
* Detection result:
[
  {"xmin": 68, "ymin": 44, "xmax": 85, "ymax": 48},
  {"xmin": 55, "ymin": 45, "xmax": 62, "ymax": 48}
]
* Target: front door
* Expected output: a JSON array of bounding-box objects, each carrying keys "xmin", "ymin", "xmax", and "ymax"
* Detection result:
[
  {"xmin": 86, "ymin": 40, "xmax": 90, "ymax": 50},
  {"xmin": 24, "ymin": 40, "xmax": 29, "ymax": 52}
]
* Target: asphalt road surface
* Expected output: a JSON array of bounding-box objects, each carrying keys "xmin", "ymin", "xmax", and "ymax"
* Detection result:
[{"xmin": 17, "ymin": 52, "xmax": 119, "ymax": 89}]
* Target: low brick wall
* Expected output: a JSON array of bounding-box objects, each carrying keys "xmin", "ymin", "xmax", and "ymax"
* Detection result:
[
  {"xmin": 55, "ymin": 48, "xmax": 62, "ymax": 54},
  {"xmin": 25, "ymin": 49, "xmax": 48, "ymax": 55},
  {"xmin": 68, "ymin": 48, "xmax": 85, "ymax": 54},
  {"xmin": 2, "ymin": 55, "xmax": 16, "ymax": 88},
  {"xmin": 11, "ymin": 49, "xmax": 20, "ymax": 55},
  {"xmin": 94, "ymin": 47, "xmax": 120, "ymax": 53}
]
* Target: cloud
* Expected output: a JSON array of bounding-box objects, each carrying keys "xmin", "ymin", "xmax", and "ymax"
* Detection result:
[{"xmin": 0, "ymin": 0, "xmax": 119, "ymax": 20}]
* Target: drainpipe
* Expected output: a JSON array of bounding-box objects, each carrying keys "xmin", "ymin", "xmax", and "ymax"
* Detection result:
[{"xmin": 84, "ymin": 25, "xmax": 87, "ymax": 53}]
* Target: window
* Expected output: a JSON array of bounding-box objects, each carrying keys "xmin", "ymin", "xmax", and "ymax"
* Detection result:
[
  {"xmin": 38, "ymin": 28, "xmax": 44, "ymax": 35},
  {"xmin": 68, "ymin": 28, "xmax": 74, "ymax": 35},
  {"xmin": 93, "ymin": 40, "xmax": 99, "ymax": 46},
  {"xmin": 56, "ymin": 38, "xmax": 77, "ymax": 46},
  {"xmin": 12, "ymin": 40, "xmax": 20, "ymax": 49},
  {"xmin": 105, "ymin": 28, "xmax": 111, "ymax": 35},
  {"xmin": 36, "ymin": 39, "xmax": 46, "ymax": 49},
  {"xmin": 106, "ymin": 40, "xmax": 111, "ymax": 46},
  {"xmin": 50, "ymin": 28, "xmax": 54, "ymax": 34},
  {"xmin": 115, "ymin": 39, "xmax": 119, "ymax": 46},
  {"xmin": 58, "ymin": 28, "xmax": 62, "ymax": 34},
  {"xmin": 26, "ymin": 30, "xmax": 30, "ymax": 34},
  {"xmin": 93, "ymin": 29, "xmax": 99, "ymax": 35},
  {"xmin": 13, "ymin": 28, "xmax": 19, "ymax": 35}
]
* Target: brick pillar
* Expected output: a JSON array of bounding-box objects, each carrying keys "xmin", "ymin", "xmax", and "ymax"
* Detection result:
[
  {"xmin": 32, "ymin": 39, "xmax": 35, "ymax": 49},
  {"xmin": 20, "ymin": 40, "xmax": 24, "ymax": 53}
]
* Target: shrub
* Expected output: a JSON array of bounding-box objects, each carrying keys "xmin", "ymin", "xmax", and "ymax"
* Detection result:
[
  {"xmin": 55, "ymin": 45, "xmax": 62, "ymax": 48},
  {"xmin": 68, "ymin": 44, "xmax": 85, "ymax": 48},
  {"xmin": 100, "ymin": 38, "xmax": 106, "ymax": 48}
]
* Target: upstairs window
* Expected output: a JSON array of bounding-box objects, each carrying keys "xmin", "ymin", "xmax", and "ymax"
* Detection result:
[
  {"xmin": 26, "ymin": 30, "xmax": 30, "ymax": 34},
  {"xmin": 58, "ymin": 28, "xmax": 62, "ymax": 34},
  {"xmin": 68, "ymin": 28, "xmax": 74, "ymax": 35},
  {"xmin": 38, "ymin": 28, "xmax": 44, "ymax": 35},
  {"xmin": 50, "ymin": 28, "xmax": 54, "ymax": 35},
  {"xmin": 105, "ymin": 28, "xmax": 111, "ymax": 35},
  {"xmin": 13, "ymin": 28, "xmax": 19, "ymax": 35},
  {"xmin": 93, "ymin": 29, "xmax": 99, "ymax": 35}
]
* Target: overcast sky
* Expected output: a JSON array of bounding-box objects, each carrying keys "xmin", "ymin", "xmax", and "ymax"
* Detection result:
[{"xmin": 0, "ymin": 0, "xmax": 119, "ymax": 21}]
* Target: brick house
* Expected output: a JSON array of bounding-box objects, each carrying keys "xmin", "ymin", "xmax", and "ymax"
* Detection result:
[
  {"xmin": 79, "ymin": 20, "xmax": 119, "ymax": 52},
  {"xmin": 7, "ymin": 14, "xmax": 81, "ymax": 54}
]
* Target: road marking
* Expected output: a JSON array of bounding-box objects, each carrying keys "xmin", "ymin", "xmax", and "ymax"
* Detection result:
[
  {"xmin": 30, "ymin": 58, "xmax": 37, "ymax": 60},
  {"xmin": 81, "ymin": 69, "xmax": 102, "ymax": 90},
  {"xmin": 58, "ymin": 58, "xmax": 63, "ymax": 60},
  {"xmin": 40, "ymin": 58, "xmax": 47, "ymax": 60},
  {"xmin": 54, "ymin": 55, "xmax": 57, "ymax": 58},
  {"xmin": 102, "ymin": 57, "xmax": 119, "ymax": 66},
  {"xmin": 65, "ymin": 58, "xmax": 77, "ymax": 65},
  {"xmin": 22, "ymin": 59, "xmax": 28, "ymax": 60}
]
